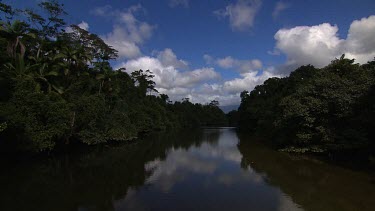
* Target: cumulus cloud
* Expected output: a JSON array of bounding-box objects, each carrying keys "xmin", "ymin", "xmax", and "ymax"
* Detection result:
[
  {"xmin": 344, "ymin": 15, "xmax": 375, "ymax": 63},
  {"xmin": 204, "ymin": 55, "xmax": 262, "ymax": 73},
  {"xmin": 77, "ymin": 21, "xmax": 89, "ymax": 31},
  {"xmin": 93, "ymin": 4, "xmax": 155, "ymax": 59},
  {"xmin": 155, "ymin": 48, "xmax": 189, "ymax": 69},
  {"xmin": 214, "ymin": 0, "xmax": 262, "ymax": 31},
  {"xmin": 177, "ymin": 68, "xmax": 220, "ymax": 87},
  {"xmin": 274, "ymin": 23, "xmax": 342, "ymax": 68},
  {"xmin": 218, "ymin": 57, "xmax": 262, "ymax": 73},
  {"xmin": 273, "ymin": 15, "xmax": 375, "ymax": 73},
  {"xmin": 168, "ymin": 0, "xmax": 189, "ymax": 8},
  {"xmin": 183, "ymin": 85, "xmax": 240, "ymax": 106},
  {"xmin": 116, "ymin": 55, "xmax": 220, "ymax": 89},
  {"xmin": 272, "ymin": 1, "xmax": 290, "ymax": 19},
  {"xmin": 216, "ymin": 56, "xmax": 236, "ymax": 68},
  {"xmin": 115, "ymin": 50, "xmax": 277, "ymax": 105},
  {"xmin": 117, "ymin": 56, "xmax": 176, "ymax": 89},
  {"xmin": 223, "ymin": 71, "xmax": 281, "ymax": 94},
  {"xmin": 90, "ymin": 3, "xmax": 281, "ymax": 106},
  {"xmin": 172, "ymin": 72, "xmax": 279, "ymax": 105}
]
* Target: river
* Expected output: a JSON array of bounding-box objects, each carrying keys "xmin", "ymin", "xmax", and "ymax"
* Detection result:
[{"xmin": 0, "ymin": 128, "xmax": 374, "ymax": 211}]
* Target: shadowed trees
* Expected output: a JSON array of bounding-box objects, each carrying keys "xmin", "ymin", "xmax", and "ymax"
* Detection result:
[{"xmin": 238, "ymin": 56, "xmax": 375, "ymax": 157}]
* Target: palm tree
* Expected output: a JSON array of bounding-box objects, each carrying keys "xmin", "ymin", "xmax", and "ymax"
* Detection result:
[
  {"xmin": 1, "ymin": 20, "xmax": 36, "ymax": 82},
  {"xmin": 131, "ymin": 69, "xmax": 158, "ymax": 96},
  {"xmin": 0, "ymin": 20, "xmax": 32, "ymax": 58},
  {"xmin": 28, "ymin": 50, "xmax": 62, "ymax": 93},
  {"xmin": 96, "ymin": 63, "xmax": 116, "ymax": 95}
]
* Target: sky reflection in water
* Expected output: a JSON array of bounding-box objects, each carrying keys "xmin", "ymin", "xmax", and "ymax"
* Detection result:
[
  {"xmin": 2, "ymin": 128, "xmax": 374, "ymax": 211},
  {"xmin": 114, "ymin": 128, "xmax": 303, "ymax": 211}
]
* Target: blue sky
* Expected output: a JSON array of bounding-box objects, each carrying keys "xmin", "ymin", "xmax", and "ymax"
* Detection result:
[{"xmin": 5, "ymin": 0, "xmax": 375, "ymax": 105}]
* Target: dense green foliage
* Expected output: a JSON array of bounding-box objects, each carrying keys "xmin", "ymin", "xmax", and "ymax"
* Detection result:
[
  {"xmin": 227, "ymin": 110, "xmax": 240, "ymax": 127},
  {"xmin": 238, "ymin": 55, "xmax": 375, "ymax": 155},
  {"xmin": 0, "ymin": 1, "xmax": 227, "ymax": 152}
]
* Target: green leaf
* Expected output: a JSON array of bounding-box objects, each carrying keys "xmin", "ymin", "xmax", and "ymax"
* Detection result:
[
  {"xmin": 46, "ymin": 70, "xmax": 59, "ymax": 76},
  {"xmin": 96, "ymin": 74, "xmax": 105, "ymax": 80},
  {"xmin": 52, "ymin": 85, "xmax": 64, "ymax": 94},
  {"xmin": 53, "ymin": 53, "xmax": 66, "ymax": 60}
]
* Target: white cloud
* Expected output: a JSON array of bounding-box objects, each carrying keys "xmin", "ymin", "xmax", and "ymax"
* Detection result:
[
  {"xmin": 186, "ymin": 90, "xmax": 241, "ymax": 106},
  {"xmin": 217, "ymin": 56, "xmax": 236, "ymax": 68},
  {"xmin": 214, "ymin": 0, "xmax": 262, "ymax": 31},
  {"xmin": 90, "ymin": 3, "xmax": 283, "ymax": 106},
  {"xmin": 275, "ymin": 23, "xmax": 342, "ymax": 68},
  {"xmin": 177, "ymin": 68, "xmax": 220, "ymax": 87},
  {"xmin": 273, "ymin": 15, "xmax": 375, "ymax": 72},
  {"xmin": 117, "ymin": 56, "xmax": 177, "ymax": 89},
  {"xmin": 168, "ymin": 71, "xmax": 279, "ymax": 105},
  {"xmin": 93, "ymin": 4, "xmax": 155, "ymax": 59},
  {"xmin": 344, "ymin": 15, "xmax": 375, "ymax": 63},
  {"xmin": 223, "ymin": 71, "xmax": 281, "ymax": 94},
  {"xmin": 205, "ymin": 55, "xmax": 263, "ymax": 73},
  {"xmin": 169, "ymin": 0, "xmax": 189, "ymax": 8},
  {"xmin": 238, "ymin": 59, "xmax": 262, "ymax": 72},
  {"xmin": 158, "ymin": 87, "xmax": 191, "ymax": 97},
  {"xmin": 104, "ymin": 27, "xmax": 142, "ymax": 58},
  {"xmin": 115, "ymin": 51, "xmax": 278, "ymax": 106},
  {"xmin": 116, "ymin": 55, "xmax": 220, "ymax": 90},
  {"xmin": 272, "ymin": 1, "xmax": 290, "ymax": 19},
  {"xmin": 158, "ymin": 83, "xmax": 238, "ymax": 105},
  {"xmin": 155, "ymin": 48, "xmax": 189, "ymax": 69},
  {"xmin": 77, "ymin": 21, "xmax": 89, "ymax": 31},
  {"xmin": 116, "ymin": 49, "xmax": 280, "ymax": 105}
]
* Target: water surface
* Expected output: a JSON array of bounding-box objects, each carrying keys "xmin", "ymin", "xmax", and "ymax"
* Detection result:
[{"xmin": 0, "ymin": 128, "xmax": 374, "ymax": 211}]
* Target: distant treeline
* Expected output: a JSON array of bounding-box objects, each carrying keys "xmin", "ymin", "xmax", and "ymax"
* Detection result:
[
  {"xmin": 0, "ymin": 1, "xmax": 227, "ymax": 152},
  {"xmin": 235, "ymin": 55, "xmax": 375, "ymax": 156}
]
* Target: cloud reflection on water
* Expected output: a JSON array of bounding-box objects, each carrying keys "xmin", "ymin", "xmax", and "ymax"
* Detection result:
[{"xmin": 115, "ymin": 128, "xmax": 303, "ymax": 211}]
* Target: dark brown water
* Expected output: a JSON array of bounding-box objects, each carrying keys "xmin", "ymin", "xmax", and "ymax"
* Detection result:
[{"xmin": 0, "ymin": 128, "xmax": 374, "ymax": 211}]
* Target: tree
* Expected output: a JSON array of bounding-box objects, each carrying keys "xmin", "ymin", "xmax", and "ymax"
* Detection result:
[
  {"xmin": 131, "ymin": 69, "xmax": 158, "ymax": 96},
  {"xmin": 238, "ymin": 55, "xmax": 375, "ymax": 156},
  {"xmin": 209, "ymin": 100, "xmax": 219, "ymax": 107}
]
